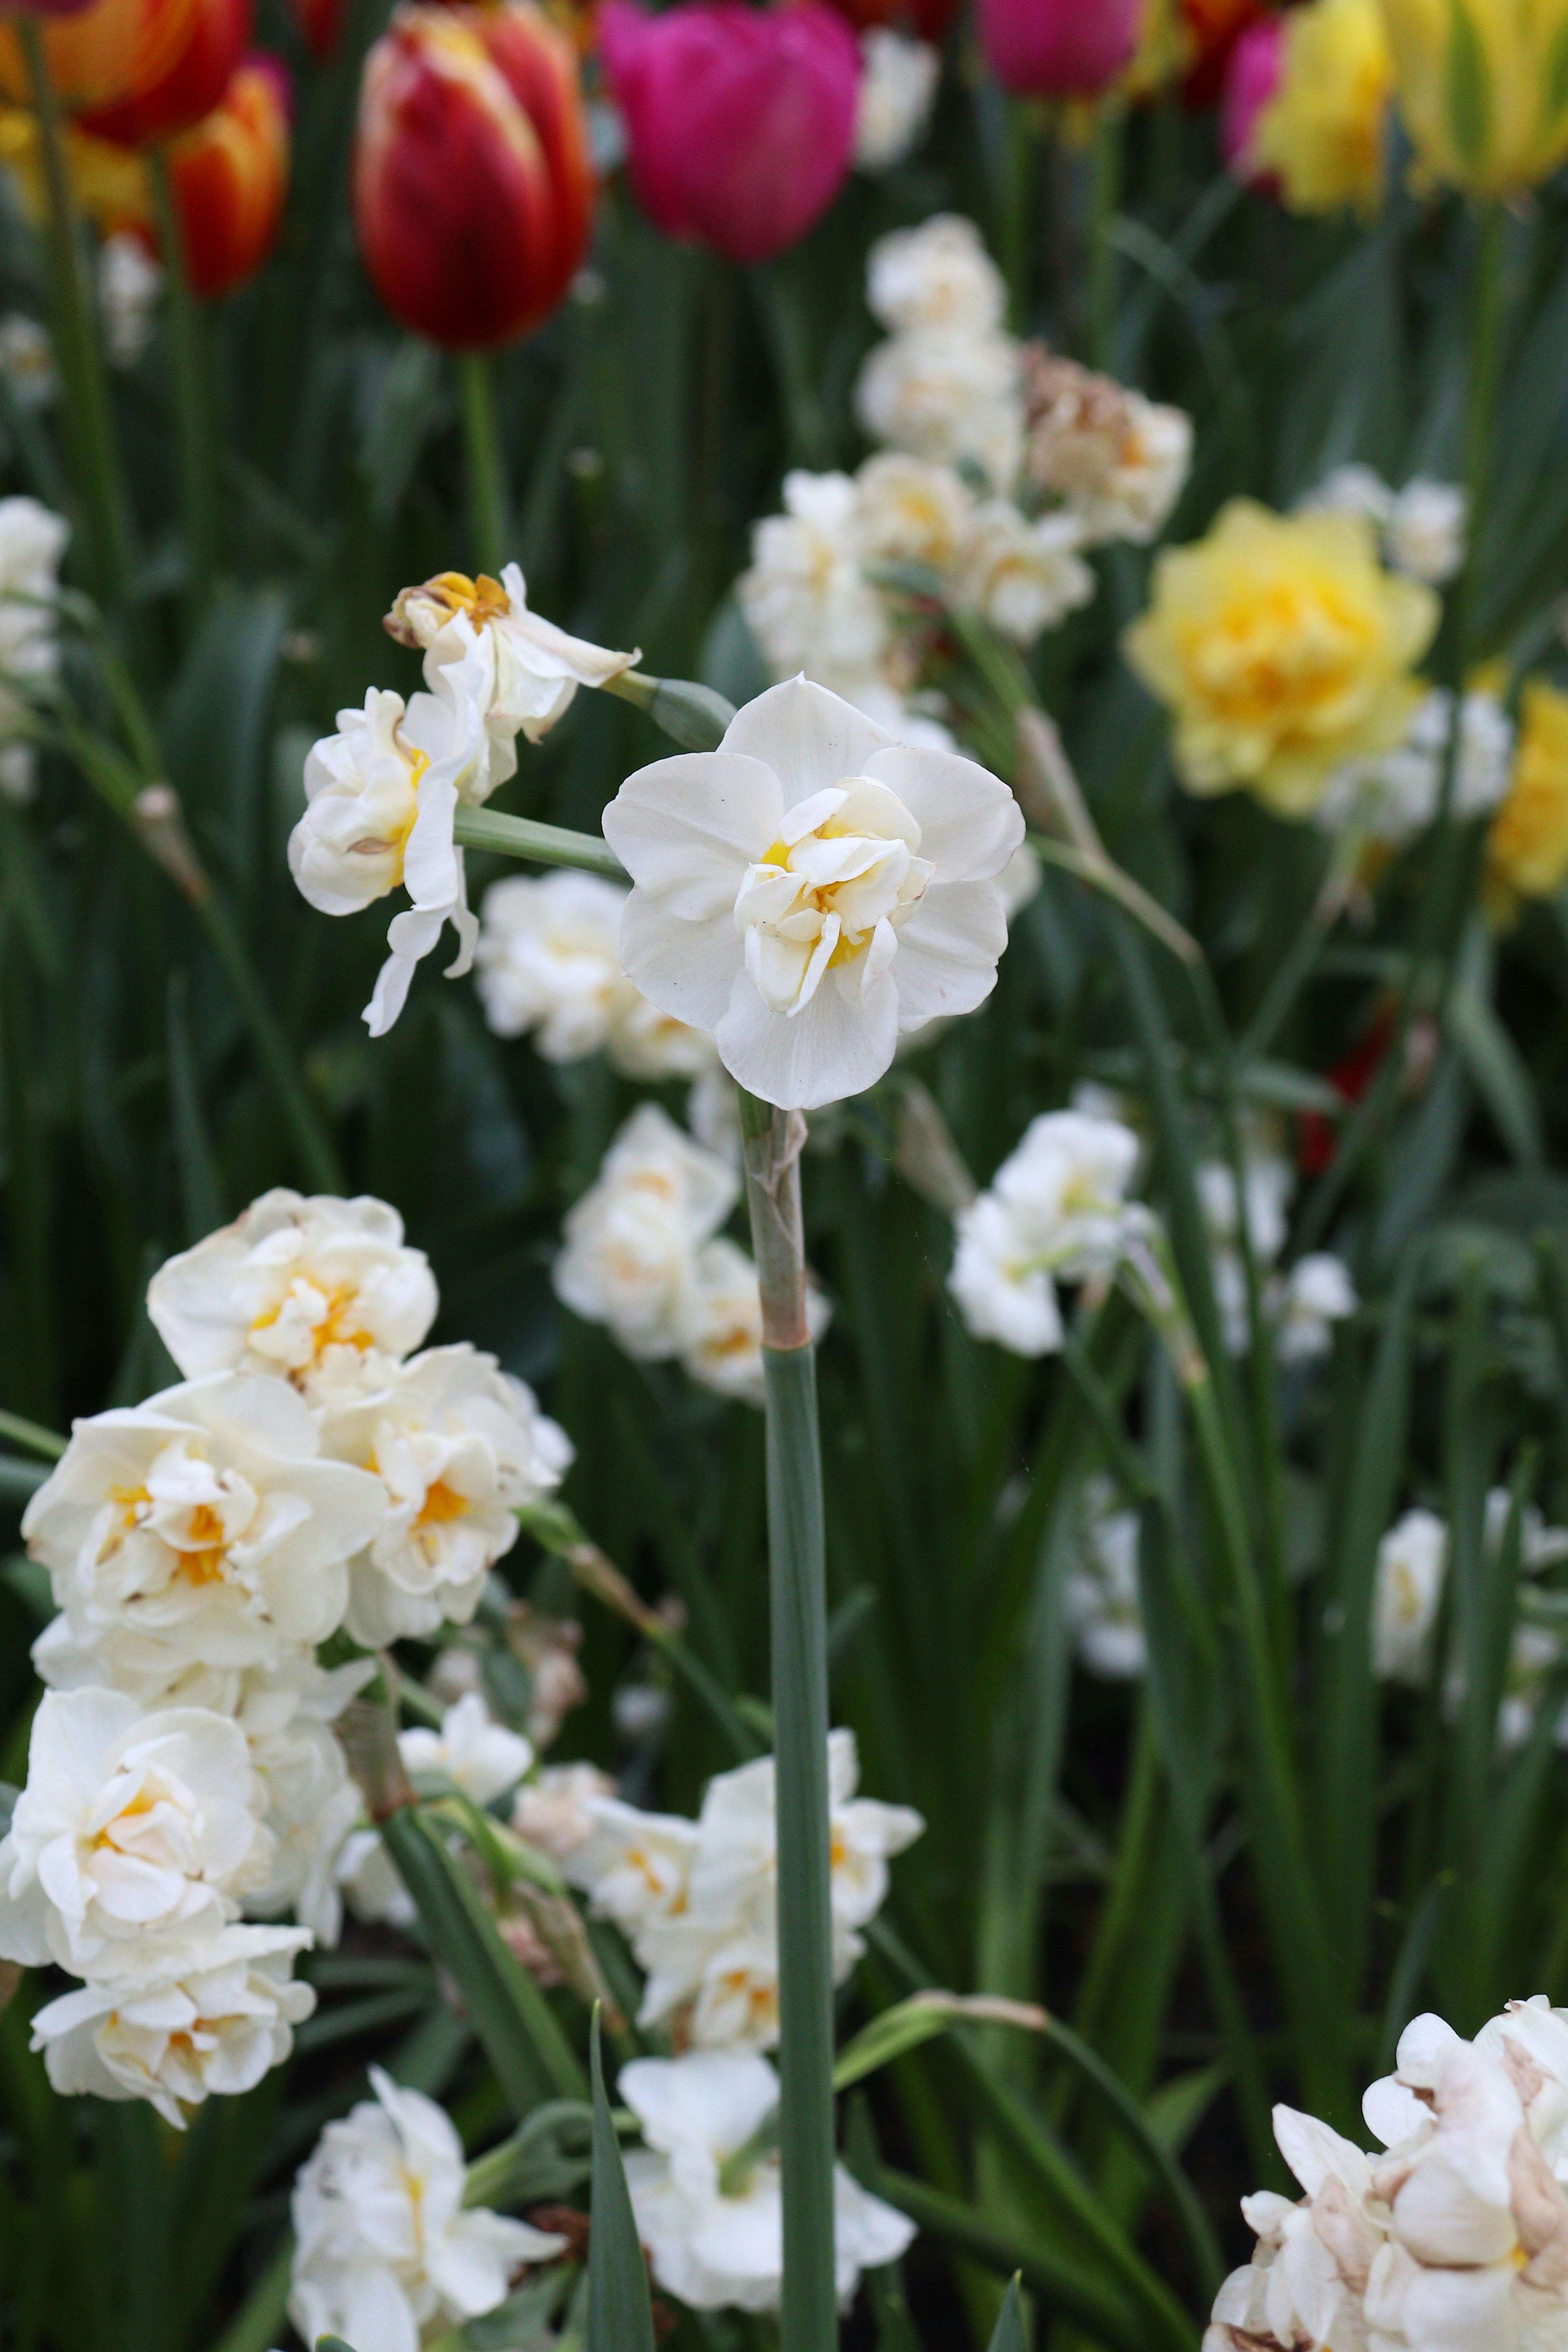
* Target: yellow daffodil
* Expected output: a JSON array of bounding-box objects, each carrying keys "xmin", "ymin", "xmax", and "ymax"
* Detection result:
[
  {"xmin": 1485, "ymin": 679, "xmax": 1568, "ymax": 919},
  {"xmin": 1123, "ymin": 498, "xmax": 1439, "ymax": 818}
]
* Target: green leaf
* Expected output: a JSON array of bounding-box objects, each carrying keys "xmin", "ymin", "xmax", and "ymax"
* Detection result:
[
  {"xmin": 987, "ymin": 2277, "xmax": 1027, "ymax": 2352},
  {"xmin": 586, "ymin": 2011, "xmax": 655, "ymax": 2352},
  {"xmin": 380, "ymin": 1807, "xmax": 585, "ymax": 2114},
  {"xmin": 1446, "ymin": 0, "xmax": 1493, "ymax": 170}
]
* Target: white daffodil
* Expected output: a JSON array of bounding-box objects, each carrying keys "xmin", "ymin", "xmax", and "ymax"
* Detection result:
[
  {"xmin": 561, "ymin": 1794, "xmax": 702, "ymax": 1935},
  {"xmin": 603, "ymin": 678, "xmax": 1023, "ymax": 1111},
  {"xmin": 1022, "ymin": 350, "xmax": 1192, "ymax": 548},
  {"xmin": 738, "ymin": 471, "xmax": 891, "ymax": 697},
  {"xmin": 0, "ymin": 493, "xmax": 67, "ymax": 803},
  {"xmin": 1198, "ymin": 1149, "xmax": 1295, "ymax": 1355},
  {"xmin": 1205, "ymin": 2104, "xmax": 1388, "ymax": 2352},
  {"xmin": 1065, "ymin": 1476, "xmax": 1145, "ymax": 1679},
  {"xmin": 290, "ymin": 2068, "xmax": 566, "ymax": 2352},
  {"xmin": 385, "ymin": 563, "xmax": 637, "ymax": 749},
  {"xmin": 957, "ymin": 501, "xmax": 1094, "ymax": 644},
  {"xmin": 949, "ymin": 1108, "xmax": 1143, "ymax": 1357},
  {"xmin": 1372, "ymin": 1506, "xmax": 1448, "ymax": 1686},
  {"xmin": 553, "ymin": 1103, "xmax": 739, "ymax": 1358},
  {"xmin": 0, "ymin": 1687, "xmax": 272, "ymax": 1975},
  {"xmin": 474, "ymin": 870, "xmax": 713, "ymax": 1078},
  {"xmin": 288, "ymin": 653, "xmax": 494, "ymax": 1036},
  {"xmin": 512, "ymin": 1760, "xmax": 615, "ymax": 1860},
  {"xmin": 675, "ymin": 1238, "xmax": 831, "ymax": 1408},
  {"xmin": 853, "ymin": 450, "xmax": 974, "ymax": 575},
  {"xmin": 97, "ymin": 233, "xmax": 162, "ymax": 369},
  {"xmin": 1272, "ymin": 1253, "xmax": 1358, "ymax": 1365},
  {"xmin": 855, "ymin": 327, "xmax": 1024, "ymax": 495},
  {"xmin": 234, "ymin": 1653, "xmax": 375, "ymax": 1948},
  {"xmin": 23, "ymin": 1373, "xmax": 386, "ymax": 1681},
  {"xmin": 853, "ymin": 27, "xmax": 940, "ymax": 171},
  {"xmin": 1323, "ymin": 686, "xmax": 1514, "ymax": 846},
  {"xmin": 147, "ymin": 1189, "xmax": 438, "ymax": 1405},
  {"xmin": 629, "ymin": 1731, "xmax": 923, "ymax": 2049},
  {"xmin": 0, "ymin": 315, "xmax": 54, "ymax": 410},
  {"xmin": 998, "ymin": 839, "xmax": 1043, "ymax": 918},
  {"xmin": 866, "ymin": 214, "xmax": 1007, "ymax": 337},
  {"xmin": 335, "ymin": 1826, "xmax": 417, "ymax": 1931},
  {"xmin": 621, "ymin": 2050, "xmax": 916, "ymax": 2312},
  {"xmin": 1299, "ymin": 466, "xmax": 1467, "ymax": 588},
  {"xmin": 399, "ymin": 1693, "xmax": 534, "ymax": 1807},
  {"xmin": 321, "ymin": 1343, "xmax": 572, "ymax": 1646},
  {"xmin": 31, "ymin": 1921, "xmax": 314, "ymax": 2128}
]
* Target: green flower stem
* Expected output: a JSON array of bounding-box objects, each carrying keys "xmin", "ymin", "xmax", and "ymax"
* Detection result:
[
  {"xmin": 0, "ymin": 1405, "xmax": 65, "ymax": 1458},
  {"xmin": 458, "ymin": 349, "xmax": 511, "ymax": 578},
  {"xmin": 1087, "ymin": 102, "xmax": 1123, "ymax": 370},
  {"xmin": 209, "ymin": 2236, "xmax": 292, "ymax": 2352},
  {"xmin": 1454, "ymin": 200, "xmax": 1507, "ymax": 678},
  {"xmin": 739, "ymin": 1088, "xmax": 837, "ymax": 2352},
  {"xmin": 1000, "ymin": 98, "xmax": 1041, "ymax": 333},
  {"xmin": 20, "ymin": 19, "xmax": 130, "ymax": 606},
  {"xmin": 452, "ymin": 804, "xmax": 627, "ymax": 880},
  {"xmin": 148, "ymin": 148, "xmax": 217, "ymax": 608}
]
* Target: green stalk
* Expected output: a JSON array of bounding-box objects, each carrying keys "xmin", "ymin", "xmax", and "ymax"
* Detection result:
[
  {"xmin": 1087, "ymin": 102, "xmax": 1123, "ymax": 370},
  {"xmin": 1000, "ymin": 98, "xmax": 1040, "ymax": 333},
  {"xmin": 739, "ymin": 1089, "xmax": 837, "ymax": 2352},
  {"xmin": 20, "ymin": 19, "xmax": 129, "ymax": 605},
  {"xmin": 457, "ymin": 350, "xmax": 510, "ymax": 578},
  {"xmin": 210, "ymin": 2238, "xmax": 292, "ymax": 2352},
  {"xmin": 149, "ymin": 147, "xmax": 216, "ymax": 609},
  {"xmin": 452, "ymin": 805, "xmax": 627, "ymax": 880}
]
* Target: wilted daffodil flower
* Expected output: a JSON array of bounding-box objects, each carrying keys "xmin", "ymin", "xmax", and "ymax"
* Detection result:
[
  {"xmin": 601, "ymin": 677, "xmax": 1024, "ymax": 1110},
  {"xmin": 1378, "ymin": 0, "xmax": 1568, "ymax": 197},
  {"xmin": 384, "ymin": 564, "xmax": 637, "ymax": 750}
]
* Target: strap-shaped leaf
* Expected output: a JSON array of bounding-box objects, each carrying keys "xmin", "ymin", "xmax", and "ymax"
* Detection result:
[
  {"xmin": 586, "ymin": 2010, "xmax": 655, "ymax": 2352},
  {"xmin": 987, "ymin": 2277, "xmax": 1027, "ymax": 2352}
]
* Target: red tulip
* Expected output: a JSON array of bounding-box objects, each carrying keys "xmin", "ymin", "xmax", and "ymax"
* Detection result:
[
  {"xmin": 354, "ymin": 2, "xmax": 592, "ymax": 348},
  {"xmin": 288, "ymin": 0, "xmax": 343, "ymax": 57},
  {"xmin": 0, "ymin": 0, "xmax": 203, "ymax": 110},
  {"xmin": 600, "ymin": 0, "xmax": 858, "ymax": 266},
  {"xmin": 976, "ymin": 0, "xmax": 1141, "ymax": 98},
  {"xmin": 165, "ymin": 51, "xmax": 289, "ymax": 294},
  {"xmin": 1219, "ymin": 14, "xmax": 1281, "ymax": 186},
  {"xmin": 81, "ymin": 0, "xmax": 251, "ymax": 145},
  {"xmin": 1180, "ymin": 0, "xmax": 1265, "ymax": 105}
]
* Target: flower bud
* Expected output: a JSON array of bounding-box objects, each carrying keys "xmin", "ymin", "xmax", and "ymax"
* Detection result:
[
  {"xmin": 1220, "ymin": 14, "xmax": 1281, "ymax": 186},
  {"xmin": 0, "ymin": 0, "xmax": 203, "ymax": 111},
  {"xmin": 600, "ymin": 0, "xmax": 858, "ymax": 265},
  {"xmin": 353, "ymin": 2, "xmax": 591, "ymax": 349},
  {"xmin": 80, "ymin": 0, "xmax": 250, "ymax": 146},
  {"xmin": 1379, "ymin": 0, "xmax": 1568, "ymax": 196},
  {"xmin": 166, "ymin": 53, "xmax": 289, "ymax": 296},
  {"xmin": 976, "ymin": 0, "xmax": 1141, "ymax": 98}
]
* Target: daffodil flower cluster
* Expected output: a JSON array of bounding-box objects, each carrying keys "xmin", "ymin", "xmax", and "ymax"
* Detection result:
[
  {"xmin": 289, "ymin": 565, "xmax": 635, "ymax": 1035},
  {"xmin": 1196, "ymin": 1146, "xmax": 1358, "ymax": 1363},
  {"xmin": 0, "ymin": 492, "xmax": 68, "ymax": 806},
  {"xmin": 739, "ymin": 215, "xmax": 1189, "ymax": 744},
  {"xmin": 1208, "ymin": 1998, "xmax": 1568, "ymax": 2351},
  {"xmin": 1374, "ymin": 1490, "xmax": 1568, "ymax": 1751},
  {"xmin": 0, "ymin": 1187, "xmax": 570, "ymax": 2129}
]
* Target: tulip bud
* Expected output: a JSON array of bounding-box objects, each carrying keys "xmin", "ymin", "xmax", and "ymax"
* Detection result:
[
  {"xmin": 165, "ymin": 53, "xmax": 289, "ymax": 295},
  {"xmin": 600, "ymin": 0, "xmax": 859, "ymax": 265},
  {"xmin": 1379, "ymin": 0, "xmax": 1568, "ymax": 196},
  {"xmin": 353, "ymin": 2, "xmax": 591, "ymax": 349},
  {"xmin": 976, "ymin": 0, "xmax": 1141, "ymax": 98},
  {"xmin": 80, "ymin": 0, "xmax": 250, "ymax": 145},
  {"xmin": 0, "ymin": 0, "xmax": 203, "ymax": 111}
]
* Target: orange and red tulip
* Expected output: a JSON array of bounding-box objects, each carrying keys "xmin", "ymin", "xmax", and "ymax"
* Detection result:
[
  {"xmin": 0, "ymin": 0, "xmax": 203, "ymax": 114},
  {"xmin": 80, "ymin": 0, "xmax": 251, "ymax": 145},
  {"xmin": 165, "ymin": 51, "xmax": 289, "ymax": 295},
  {"xmin": 353, "ymin": 2, "xmax": 592, "ymax": 350}
]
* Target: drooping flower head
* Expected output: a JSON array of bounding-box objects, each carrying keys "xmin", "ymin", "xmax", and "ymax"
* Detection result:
[
  {"xmin": 602, "ymin": 677, "xmax": 1024, "ymax": 1110},
  {"xmin": 383, "ymin": 563, "xmax": 637, "ymax": 748}
]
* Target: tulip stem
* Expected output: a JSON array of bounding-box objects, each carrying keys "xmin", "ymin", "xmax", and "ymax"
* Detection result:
[
  {"xmin": 457, "ymin": 349, "xmax": 511, "ymax": 577},
  {"xmin": 149, "ymin": 148, "xmax": 217, "ymax": 612},
  {"xmin": 20, "ymin": 18, "xmax": 131, "ymax": 608},
  {"xmin": 738, "ymin": 1087, "xmax": 838, "ymax": 2352},
  {"xmin": 1087, "ymin": 101, "xmax": 1123, "ymax": 370}
]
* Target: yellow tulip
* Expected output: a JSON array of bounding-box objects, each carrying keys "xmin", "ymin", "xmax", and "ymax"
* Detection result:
[
  {"xmin": 1379, "ymin": 0, "xmax": 1568, "ymax": 197},
  {"xmin": 1123, "ymin": 498, "xmax": 1439, "ymax": 819},
  {"xmin": 1252, "ymin": 0, "xmax": 1395, "ymax": 217},
  {"xmin": 1485, "ymin": 680, "xmax": 1568, "ymax": 920}
]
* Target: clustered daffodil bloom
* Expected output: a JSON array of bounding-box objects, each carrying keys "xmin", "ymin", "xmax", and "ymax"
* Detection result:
[
  {"xmin": 1124, "ymin": 497, "xmax": 1440, "ymax": 818},
  {"xmin": 1250, "ymin": 0, "xmax": 1394, "ymax": 216},
  {"xmin": 1378, "ymin": 0, "xmax": 1568, "ymax": 197}
]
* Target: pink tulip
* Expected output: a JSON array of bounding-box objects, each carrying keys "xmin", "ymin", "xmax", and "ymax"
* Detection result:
[
  {"xmin": 975, "ymin": 0, "xmax": 1141, "ymax": 97},
  {"xmin": 1220, "ymin": 15, "xmax": 1283, "ymax": 188},
  {"xmin": 600, "ymin": 0, "xmax": 859, "ymax": 265}
]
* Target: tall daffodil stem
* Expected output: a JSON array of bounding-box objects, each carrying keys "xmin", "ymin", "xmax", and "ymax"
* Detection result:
[
  {"xmin": 149, "ymin": 148, "xmax": 216, "ymax": 610},
  {"xmin": 1455, "ymin": 200, "xmax": 1506, "ymax": 674},
  {"xmin": 21, "ymin": 18, "xmax": 130, "ymax": 606},
  {"xmin": 738, "ymin": 1090, "xmax": 837, "ymax": 2352},
  {"xmin": 1087, "ymin": 100, "xmax": 1123, "ymax": 370},
  {"xmin": 457, "ymin": 348, "xmax": 510, "ymax": 577}
]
